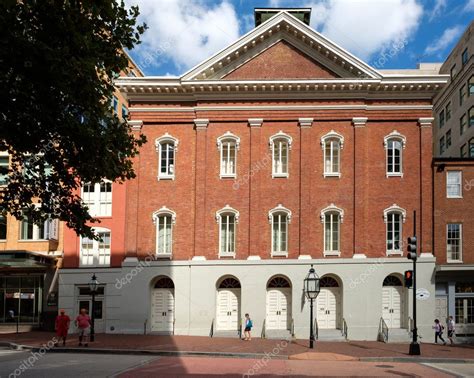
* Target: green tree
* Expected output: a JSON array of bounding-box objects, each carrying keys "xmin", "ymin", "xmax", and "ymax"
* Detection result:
[{"xmin": 0, "ymin": 0, "xmax": 146, "ymax": 238}]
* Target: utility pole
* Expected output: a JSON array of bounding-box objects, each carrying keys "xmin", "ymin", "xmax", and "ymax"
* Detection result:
[{"xmin": 407, "ymin": 210, "xmax": 420, "ymax": 355}]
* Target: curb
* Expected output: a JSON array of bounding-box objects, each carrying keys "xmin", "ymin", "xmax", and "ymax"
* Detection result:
[{"xmin": 360, "ymin": 357, "xmax": 474, "ymax": 364}]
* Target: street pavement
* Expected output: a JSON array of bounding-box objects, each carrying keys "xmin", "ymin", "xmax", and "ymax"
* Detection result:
[{"xmin": 1, "ymin": 349, "xmax": 473, "ymax": 377}]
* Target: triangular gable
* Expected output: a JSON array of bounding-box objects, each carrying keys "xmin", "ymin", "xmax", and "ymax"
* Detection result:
[
  {"xmin": 182, "ymin": 11, "xmax": 382, "ymax": 81},
  {"xmin": 222, "ymin": 40, "xmax": 340, "ymax": 80}
]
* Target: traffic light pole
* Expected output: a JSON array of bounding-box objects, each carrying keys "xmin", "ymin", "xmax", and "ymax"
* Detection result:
[{"xmin": 409, "ymin": 210, "xmax": 420, "ymax": 355}]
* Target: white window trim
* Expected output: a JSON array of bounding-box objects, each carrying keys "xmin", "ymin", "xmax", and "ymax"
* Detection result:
[
  {"xmin": 217, "ymin": 132, "xmax": 240, "ymax": 179},
  {"xmin": 79, "ymin": 227, "xmax": 111, "ymax": 267},
  {"xmin": 446, "ymin": 223, "xmax": 463, "ymax": 263},
  {"xmin": 384, "ymin": 131, "xmax": 406, "ymax": 178},
  {"xmin": 0, "ymin": 151, "xmax": 9, "ymax": 187},
  {"xmin": 269, "ymin": 131, "xmax": 292, "ymax": 178},
  {"xmin": 216, "ymin": 205, "xmax": 239, "ymax": 258},
  {"xmin": 383, "ymin": 204, "xmax": 406, "ymax": 256},
  {"xmin": 155, "ymin": 133, "xmax": 179, "ymax": 180},
  {"xmin": 321, "ymin": 130, "xmax": 344, "ymax": 178},
  {"xmin": 268, "ymin": 204, "xmax": 291, "ymax": 257},
  {"xmin": 152, "ymin": 206, "xmax": 176, "ymax": 258},
  {"xmin": 446, "ymin": 170, "xmax": 463, "ymax": 199},
  {"xmin": 320, "ymin": 204, "xmax": 343, "ymax": 256},
  {"xmin": 81, "ymin": 180, "xmax": 113, "ymax": 217}
]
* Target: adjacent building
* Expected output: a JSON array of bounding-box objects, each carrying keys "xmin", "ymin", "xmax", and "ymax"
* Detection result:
[
  {"xmin": 433, "ymin": 21, "xmax": 474, "ymax": 158},
  {"xmin": 59, "ymin": 10, "xmax": 448, "ymax": 341}
]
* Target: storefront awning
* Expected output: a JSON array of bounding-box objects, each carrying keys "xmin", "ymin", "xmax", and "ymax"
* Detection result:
[{"xmin": 0, "ymin": 251, "xmax": 57, "ymax": 270}]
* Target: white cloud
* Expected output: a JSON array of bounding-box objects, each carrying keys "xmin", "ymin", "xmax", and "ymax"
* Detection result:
[
  {"xmin": 464, "ymin": 0, "xmax": 474, "ymax": 11},
  {"xmin": 304, "ymin": 0, "xmax": 423, "ymax": 61},
  {"xmin": 127, "ymin": 0, "xmax": 240, "ymax": 72},
  {"xmin": 424, "ymin": 25, "xmax": 464, "ymax": 55},
  {"xmin": 428, "ymin": 0, "xmax": 447, "ymax": 21}
]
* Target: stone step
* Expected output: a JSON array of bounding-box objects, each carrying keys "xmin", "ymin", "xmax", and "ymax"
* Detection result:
[
  {"xmin": 317, "ymin": 328, "xmax": 346, "ymax": 341},
  {"xmin": 387, "ymin": 328, "xmax": 411, "ymax": 343},
  {"xmin": 212, "ymin": 330, "xmax": 241, "ymax": 338},
  {"xmin": 265, "ymin": 329, "xmax": 292, "ymax": 340}
]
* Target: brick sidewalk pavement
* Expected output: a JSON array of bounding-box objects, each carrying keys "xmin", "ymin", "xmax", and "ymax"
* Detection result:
[{"xmin": 1, "ymin": 331, "xmax": 473, "ymax": 360}]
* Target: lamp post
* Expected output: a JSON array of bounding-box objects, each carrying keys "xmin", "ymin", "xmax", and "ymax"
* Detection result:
[
  {"xmin": 304, "ymin": 265, "xmax": 320, "ymax": 349},
  {"xmin": 88, "ymin": 274, "xmax": 99, "ymax": 342}
]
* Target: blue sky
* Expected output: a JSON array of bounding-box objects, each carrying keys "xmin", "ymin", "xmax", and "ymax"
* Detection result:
[{"xmin": 126, "ymin": 0, "xmax": 474, "ymax": 77}]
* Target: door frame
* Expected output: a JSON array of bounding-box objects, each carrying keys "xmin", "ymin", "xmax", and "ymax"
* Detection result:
[
  {"xmin": 150, "ymin": 288, "xmax": 175, "ymax": 333},
  {"xmin": 265, "ymin": 287, "xmax": 291, "ymax": 330},
  {"xmin": 215, "ymin": 288, "xmax": 241, "ymax": 331}
]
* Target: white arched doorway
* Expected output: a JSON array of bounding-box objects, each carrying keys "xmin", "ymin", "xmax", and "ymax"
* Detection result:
[
  {"xmin": 266, "ymin": 276, "xmax": 292, "ymax": 330},
  {"xmin": 382, "ymin": 274, "xmax": 405, "ymax": 329},
  {"xmin": 317, "ymin": 276, "xmax": 342, "ymax": 329},
  {"xmin": 216, "ymin": 277, "xmax": 241, "ymax": 331},
  {"xmin": 151, "ymin": 276, "xmax": 175, "ymax": 333}
]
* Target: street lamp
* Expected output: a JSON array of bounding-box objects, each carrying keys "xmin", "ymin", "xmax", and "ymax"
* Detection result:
[
  {"xmin": 88, "ymin": 274, "xmax": 99, "ymax": 342},
  {"xmin": 304, "ymin": 265, "xmax": 320, "ymax": 349}
]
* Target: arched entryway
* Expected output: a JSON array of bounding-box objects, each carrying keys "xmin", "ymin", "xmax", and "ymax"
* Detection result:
[
  {"xmin": 151, "ymin": 276, "xmax": 175, "ymax": 333},
  {"xmin": 382, "ymin": 274, "xmax": 405, "ymax": 329},
  {"xmin": 266, "ymin": 276, "xmax": 292, "ymax": 330},
  {"xmin": 317, "ymin": 275, "xmax": 342, "ymax": 329},
  {"xmin": 216, "ymin": 277, "xmax": 241, "ymax": 331}
]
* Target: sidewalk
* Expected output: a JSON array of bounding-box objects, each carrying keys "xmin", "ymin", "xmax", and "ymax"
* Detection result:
[{"xmin": 1, "ymin": 331, "xmax": 473, "ymax": 362}]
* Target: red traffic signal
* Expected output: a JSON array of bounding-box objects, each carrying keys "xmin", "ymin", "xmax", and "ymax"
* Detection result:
[{"xmin": 404, "ymin": 270, "xmax": 413, "ymax": 288}]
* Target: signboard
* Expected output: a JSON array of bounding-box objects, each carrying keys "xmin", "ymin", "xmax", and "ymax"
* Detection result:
[
  {"xmin": 416, "ymin": 288, "xmax": 430, "ymax": 301},
  {"xmin": 47, "ymin": 292, "xmax": 58, "ymax": 306}
]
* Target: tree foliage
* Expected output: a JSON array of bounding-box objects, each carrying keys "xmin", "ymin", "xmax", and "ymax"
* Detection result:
[{"xmin": 0, "ymin": 0, "xmax": 146, "ymax": 238}]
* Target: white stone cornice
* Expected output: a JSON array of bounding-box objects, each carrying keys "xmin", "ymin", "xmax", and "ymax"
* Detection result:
[
  {"xmin": 155, "ymin": 133, "xmax": 179, "ymax": 152},
  {"xmin": 215, "ymin": 205, "xmax": 240, "ymax": 223},
  {"xmin": 248, "ymin": 118, "xmax": 263, "ymax": 127},
  {"xmin": 152, "ymin": 206, "xmax": 177, "ymax": 224},
  {"xmin": 268, "ymin": 204, "xmax": 292, "ymax": 223},
  {"xmin": 383, "ymin": 204, "xmax": 407, "ymax": 223},
  {"xmin": 269, "ymin": 131, "xmax": 293, "ymax": 150},
  {"xmin": 418, "ymin": 117, "xmax": 434, "ymax": 128},
  {"xmin": 194, "ymin": 119, "xmax": 209, "ymax": 129},
  {"xmin": 320, "ymin": 204, "xmax": 344, "ymax": 223},
  {"xmin": 383, "ymin": 130, "xmax": 406, "ymax": 149},
  {"xmin": 127, "ymin": 120, "xmax": 143, "ymax": 131},
  {"xmin": 217, "ymin": 132, "xmax": 240, "ymax": 151},
  {"xmin": 352, "ymin": 117, "xmax": 368, "ymax": 127},
  {"xmin": 298, "ymin": 118, "xmax": 313, "ymax": 128},
  {"xmin": 320, "ymin": 130, "xmax": 345, "ymax": 149}
]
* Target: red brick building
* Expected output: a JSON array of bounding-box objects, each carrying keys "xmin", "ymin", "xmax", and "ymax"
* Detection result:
[
  {"xmin": 59, "ymin": 10, "xmax": 448, "ymax": 340},
  {"xmin": 433, "ymin": 158, "xmax": 474, "ymax": 336}
]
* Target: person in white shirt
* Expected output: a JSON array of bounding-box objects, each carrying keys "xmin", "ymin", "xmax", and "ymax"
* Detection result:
[{"xmin": 447, "ymin": 315, "xmax": 455, "ymax": 345}]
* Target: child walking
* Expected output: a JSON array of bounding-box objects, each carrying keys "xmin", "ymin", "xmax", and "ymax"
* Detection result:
[
  {"xmin": 244, "ymin": 313, "xmax": 253, "ymax": 341},
  {"xmin": 433, "ymin": 319, "xmax": 446, "ymax": 345},
  {"xmin": 447, "ymin": 315, "xmax": 455, "ymax": 345}
]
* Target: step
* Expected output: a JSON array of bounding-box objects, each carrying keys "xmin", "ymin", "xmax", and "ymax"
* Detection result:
[
  {"xmin": 0, "ymin": 325, "xmax": 38, "ymax": 334},
  {"xmin": 265, "ymin": 329, "xmax": 292, "ymax": 340},
  {"xmin": 317, "ymin": 328, "xmax": 346, "ymax": 341},
  {"xmin": 387, "ymin": 328, "xmax": 411, "ymax": 343},
  {"xmin": 212, "ymin": 330, "xmax": 241, "ymax": 338}
]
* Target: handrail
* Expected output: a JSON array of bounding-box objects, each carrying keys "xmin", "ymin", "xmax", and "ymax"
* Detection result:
[
  {"xmin": 291, "ymin": 318, "xmax": 295, "ymax": 338},
  {"xmin": 408, "ymin": 317, "xmax": 413, "ymax": 337},
  {"xmin": 261, "ymin": 319, "xmax": 266, "ymax": 339},
  {"xmin": 210, "ymin": 318, "xmax": 214, "ymax": 337},
  {"xmin": 314, "ymin": 318, "xmax": 318, "ymax": 340},
  {"xmin": 342, "ymin": 318, "xmax": 348, "ymax": 339},
  {"xmin": 238, "ymin": 317, "xmax": 242, "ymax": 338},
  {"xmin": 379, "ymin": 317, "xmax": 388, "ymax": 343}
]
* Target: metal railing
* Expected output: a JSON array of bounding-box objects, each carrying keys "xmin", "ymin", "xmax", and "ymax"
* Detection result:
[
  {"xmin": 291, "ymin": 318, "xmax": 295, "ymax": 338},
  {"xmin": 379, "ymin": 317, "xmax": 388, "ymax": 343},
  {"xmin": 408, "ymin": 317, "xmax": 413, "ymax": 338},
  {"xmin": 314, "ymin": 318, "xmax": 319, "ymax": 340},
  {"xmin": 238, "ymin": 318, "xmax": 242, "ymax": 338},
  {"xmin": 261, "ymin": 319, "xmax": 266, "ymax": 339},
  {"xmin": 342, "ymin": 318, "xmax": 348, "ymax": 339},
  {"xmin": 210, "ymin": 318, "xmax": 214, "ymax": 337}
]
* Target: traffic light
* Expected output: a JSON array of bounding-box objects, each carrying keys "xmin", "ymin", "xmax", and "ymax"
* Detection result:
[
  {"xmin": 404, "ymin": 270, "xmax": 413, "ymax": 288},
  {"xmin": 407, "ymin": 236, "xmax": 417, "ymax": 260}
]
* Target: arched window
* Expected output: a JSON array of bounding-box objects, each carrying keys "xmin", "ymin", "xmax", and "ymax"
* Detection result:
[
  {"xmin": 384, "ymin": 204, "xmax": 406, "ymax": 255},
  {"xmin": 320, "ymin": 276, "xmax": 339, "ymax": 287},
  {"xmin": 216, "ymin": 205, "xmax": 239, "ymax": 257},
  {"xmin": 268, "ymin": 204, "xmax": 291, "ymax": 256},
  {"xmin": 154, "ymin": 277, "xmax": 175, "ymax": 288},
  {"xmin": 217, "ymin": 132, "xmax": 240, "ymax": 178},
  {"xmin": 384, "ymin": 131, "xmax": 406, "ymax": 176},
  {"xmin": 320, "ymin": 204, "xmax": 344, "ymax": 256},
  {"xmin": 321, "ymin": 131, "xmax": 344, "ymax": 177},
  {"xmin": 152, "ymin": 206, "xmax": 176, "ymax": 257},
  {"xmin": 82, "ymin": 180, "xmax": 112, "ymax": 217},
  {"xmin": 155, "ymin": 133, "xmax": 179, "ymax": 180},
  {"xmin": 269, "ymin": 131, "xmax": 292, "ymax": 178},
  {"xmin": 267, "ymin": 276, "xmax": 291, "ymax": 288},
  {"xmin": 383, "ymin": 275, "xmax": 403, "ymax": 286},
  {"xmin": 218, "ymin": 277, "xmax": 241, "ymax": 288},
  {"xmin": 80, "ymin": 227, "xmax": 111, "ymax": 267}
]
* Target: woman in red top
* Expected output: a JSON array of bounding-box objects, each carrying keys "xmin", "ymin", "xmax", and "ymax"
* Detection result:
[
  {"xmin": 55, "ymin": 309, "xmax": 70, "ymax": 346},
  {"xmin": 75, "ymin": 308, "xmax": 91, "ymax": 347}
]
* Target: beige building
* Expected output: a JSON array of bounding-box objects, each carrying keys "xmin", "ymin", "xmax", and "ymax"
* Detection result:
[{"xmin": 434, "ymin": 21, "xmax": 474, "ymax": 157}]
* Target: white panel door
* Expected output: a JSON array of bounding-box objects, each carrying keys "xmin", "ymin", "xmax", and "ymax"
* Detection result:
[
  {"xmin": 382, "ymin": 286, "xmax": 403, "ymax": 328},
  {"xmin": 266, "ymin": 289, "xmax": 290, "ymax": 330},
  {"xmin": 317, "ymin": 288, "xmax": 339, "ymax": 329},
  {"xmin": 151, "ymin": 289, "xmax": 174, "ymax": 332},
  {"xmin": 216, "ymin": 289, "xmax": 239, "ymax": 331}
]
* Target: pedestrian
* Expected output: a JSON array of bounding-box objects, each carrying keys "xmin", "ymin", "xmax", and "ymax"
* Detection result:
[
  {"xmin": 433, "ymin": 318, "xmax": 446, "ymax": 345},
  {"xmin": 55, "ymin": 309, "xmax": 71, "ymax": 346},
  {"xmin": 243, "ymin": 313, "xmax": 253, "ymax": 341},
  {"xmin": 75, "ymin": 308, "xmax": 91, "ymax": 347},
  {"xmin": 447, "ymin": 315, "xmax": 455, "ymax": 345}
]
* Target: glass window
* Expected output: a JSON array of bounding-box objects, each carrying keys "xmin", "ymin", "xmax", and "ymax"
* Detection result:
[
  {"xmin": 462, "ymin": 48, "xmax": 468, "ymax": 66},
  {"xmin": 461, "ymin": 114, "xmax": 467, "ymax": 135},
  {"xmin": 461, "ymin": 144, "xmax": 467, "ymax": 158},
  {"xmin": 272, "ymin": 139, "xmax": 289, "ymax": 176},
  {"xmin": 0, "ymin": 156, "xmax": 8, "ymax": 185},
  {"xmin": 460, "ymin": 84, "xmax": 467, "ymax": 106},
  {"xmin": 80, "ymin": 229, "xmax": 111, "ymax": 266},
  {"xmin": 447, "ymin": 223, "xmax": 462, "ymax": 261},
  {"xmin": 469, "ymin": 75, "xmax": 474, "ymax": 96},
  {"xmin": 158, "ymin": 142, "xmax": 175, "ymax": 179},
  {"xmin": 121, "ymin": 104, "xmax": 128, "ymax": 119},
  {"xmin": 324, "ymin": 212, "xmax": 340, "ymax": 253},
  {"xmin": 324, "ymin": 139, "xmax": 341, "ymax": 175},
  {"xmin": 439, "ymin": 109, "xmax": 445, "ymax": 128},
  {"xmin": 447, "ymin": 171, "xmax": 462, "ymax": 198},
  {"xmin": 470, "ymin": 139, "xmax": 474, "ymax": 157},
  {"xmin": 220, "ymin": 140, "xmax": 237, "ymax": 177},
  {"xmin": 445, "ymin": 102, "xmax": 451, "ymax": 121},
  {"xmin": 156, "ymin": 215, "xmax": 172, "ymax": 255},
  {"xmin": 386, "ymin": 212, "xmax": 402, "ymax": 254},
  {"xmin": 219, "ymin": 213, "xmax": 236, "ymax": 255},
  {"xmin": 387, "ymin": 139, "xmax": 403, "ymax": 174},
  {"xmin": 469, "ymin": 107, "xmax": 474, "ymax": 128},
  {"xmin": 82, "ymin": 181, "xmax": 112, "ymax": 217},
  {"xmin": 446, "ymin": 129, "xmax": 452, "ymax": 148},
  {"xmin": 19, "ymin": 215, "xmax": 45, "ymax": 240},
  {"xmin": 272, "ymin": 212, "xmax": 288, "ymax": 254},
  {"xmin": 112, "ymin": 96, "xmax": 119, "ymax": 114},
  {"xmin": 439, "ymin": 136, "xmax": 445, "ymax": 155},
  {"xmin": 450, "ymin": 64, "xmax": 457, "ymax": 79},
  {"xmin": 455, "ymin": 298, "xmax": 474, "ymax": 325}
]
